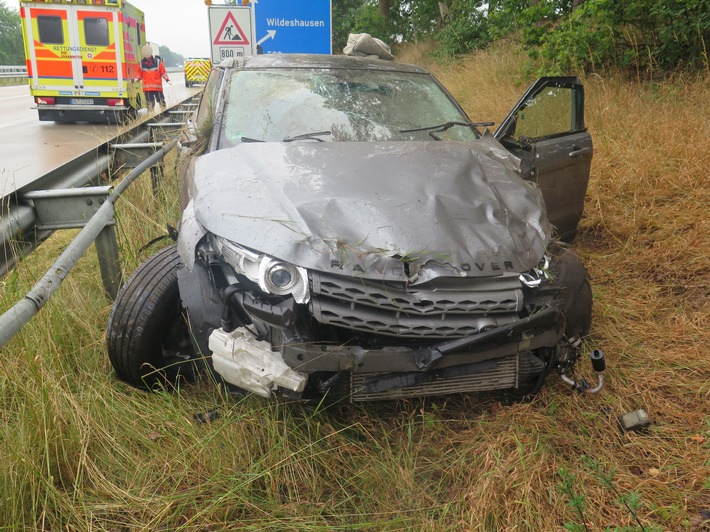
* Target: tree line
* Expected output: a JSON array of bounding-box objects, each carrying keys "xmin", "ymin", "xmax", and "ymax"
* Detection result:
[
  {"xmin": 334, "ymin": 0, "xmax": 710, "ymax": 74},
  {"xmin": 0, "ymin": 3, "xmax": 23, "ymax": 66}
]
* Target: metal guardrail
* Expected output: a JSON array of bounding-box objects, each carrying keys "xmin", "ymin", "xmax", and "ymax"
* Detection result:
[
  {"xmin": 0, "ymin": 66, "xmax": 28, "ymax": 79},
  {"xmin": 0, "ymin": 141, "xmax": 178, "ymax": 349},
  {"xmin": 0, "ymin": 95, "xmax": 201, "ymax": 349}
]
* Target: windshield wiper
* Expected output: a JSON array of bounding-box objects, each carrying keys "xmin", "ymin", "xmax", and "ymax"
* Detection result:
[
  {"xmin": 283, "ymin": 130, "xmax": 332, "ymax": 142},
  {"xmin": 241, "ymin": 136, "xmax": 264, "ymax": 143},
  {"xmin": 400, "ymin": 121, "xmax": 495, "ymax": 134}
]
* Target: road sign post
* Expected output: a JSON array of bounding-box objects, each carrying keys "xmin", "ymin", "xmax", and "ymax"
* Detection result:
[{"xmin": 208, "ymin": 6, "xmax": 256, "ymax": 63}]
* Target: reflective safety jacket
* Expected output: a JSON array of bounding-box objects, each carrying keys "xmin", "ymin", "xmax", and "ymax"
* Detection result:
[{"xmin": 137, "ymin": 57, "xmax": 169, "ymax": 91}]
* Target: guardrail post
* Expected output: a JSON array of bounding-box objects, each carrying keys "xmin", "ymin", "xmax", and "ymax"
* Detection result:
[
  {"xmin": 150, "ymin": 161, "xmax": 163, "ymax": 194},
  {"xmin": 147, "ymin": 123, "xmax": 184, "ymax": 192},
  {"xmin": 148, "ymin": 125, "xmax": 162, "ymax": 193},
  {"xmin": 111, "ymin": 141, "xmax": 165, "ymax": 196},
  {"xmin": 22, "ymin": 186, "xmax": 122, "ymax": 300}
]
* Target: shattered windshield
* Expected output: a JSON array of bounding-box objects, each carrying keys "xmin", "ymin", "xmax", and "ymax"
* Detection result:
[{"xmin": 219, "ymin": 68, "xmax": 478, "ymax": 147}]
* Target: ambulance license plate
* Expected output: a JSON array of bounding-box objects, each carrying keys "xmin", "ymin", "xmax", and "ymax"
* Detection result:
[{"xmin": 70, "ymin": 98, "xmax": 94, "ymax": 105}]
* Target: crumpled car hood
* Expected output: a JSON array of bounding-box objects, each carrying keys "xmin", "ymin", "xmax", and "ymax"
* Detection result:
[{"xmin": 190, "ymin": 136, "xmax": 551, "ymax": 281}]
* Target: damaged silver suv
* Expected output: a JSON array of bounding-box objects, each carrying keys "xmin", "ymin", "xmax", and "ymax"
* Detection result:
[{"xmin": 107, "ymin": 54, "xmax": 599, "ymax": 402}]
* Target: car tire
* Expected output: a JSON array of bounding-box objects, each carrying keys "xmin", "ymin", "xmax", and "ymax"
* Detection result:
[
  {"xmin": 106, "ymin": 245, "xmax": 197, "ymax": 390},
  {"xmin": 552, "ymin": 246, "xmax": 593, "ymax": 338},
  {"xmin": 564, "ymin": 275, "xmax": 593, "ymax": 339}
]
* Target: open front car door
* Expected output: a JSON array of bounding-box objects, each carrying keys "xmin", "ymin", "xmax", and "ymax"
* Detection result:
[{"xmin": 495, "ymin": 77, "xmax": 592, "ymax": 241}]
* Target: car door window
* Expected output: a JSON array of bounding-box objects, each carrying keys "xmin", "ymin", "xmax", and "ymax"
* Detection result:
[
  {"xmin": 513, "ymin": 86, "xmax": 574, "ymax": 140},
  {"xmin": 496, "ymin": 77, "xmax": 585, "ymax": 143}
]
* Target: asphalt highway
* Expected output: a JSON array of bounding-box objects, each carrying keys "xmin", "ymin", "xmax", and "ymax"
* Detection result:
[{"xmin": 0, "ymin": 72, "xmax": 198, "ymax": 198}]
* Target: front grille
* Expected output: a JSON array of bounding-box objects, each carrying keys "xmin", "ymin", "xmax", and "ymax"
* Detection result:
[
  {"xmin": 310, "ymin": 271, "xmax": 523, "ymax": 338},
  {"xmin": 352, "ymin": 356, "xmax": 516, "ymax": 401},
  {"xmin": 349, "ymin": 352, "xmax": 545, "ymax": 402}
]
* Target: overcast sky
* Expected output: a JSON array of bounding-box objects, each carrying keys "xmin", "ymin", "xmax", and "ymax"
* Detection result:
[
  {"xmin": 4, "ymin": 0, "xmax": 214, "ymax": 58},
  {"xmin": 139, "ymin": 0, "xmax": 212, "ymax": 57}
]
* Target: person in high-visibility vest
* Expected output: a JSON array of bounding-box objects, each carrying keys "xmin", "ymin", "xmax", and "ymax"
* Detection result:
[{"xmin": 135, "ymin": 44, "xmax": 170, "ymax": 109}]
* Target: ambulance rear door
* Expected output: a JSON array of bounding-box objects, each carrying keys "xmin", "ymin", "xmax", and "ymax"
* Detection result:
[
  {"xmin": 23, "ymin": 3, "xmax": 123, "ymax": 98},
  {"xmin": 74, "ymin": 4, "xmax": 125, "ymax": 98}
]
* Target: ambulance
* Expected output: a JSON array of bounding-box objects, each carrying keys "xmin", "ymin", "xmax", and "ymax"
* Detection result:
[{"xmin": 19, "ymin": 0, "xmax": 146, "ymax": 123}]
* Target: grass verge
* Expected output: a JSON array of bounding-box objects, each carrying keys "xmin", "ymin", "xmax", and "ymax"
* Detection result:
[{"xmin": 1, "ymin": 42, "xmax": 708, "ymax": 530}]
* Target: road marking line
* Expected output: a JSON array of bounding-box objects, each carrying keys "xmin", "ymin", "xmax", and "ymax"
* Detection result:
[
  {"xmin": 0, "ymin": 95, "xmax": 30, "ymax": 101},
  {"xmin": 0, "ymin": 118, "xmax": 33, "ymax": 130}
]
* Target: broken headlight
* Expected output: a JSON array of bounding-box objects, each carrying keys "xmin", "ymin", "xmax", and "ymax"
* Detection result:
[
  {"xmin": 519, "ymin": 254, "xmax": 551, "ymax": 288},
  {"xmin": 212, "ymin": 236, "xmax": 310, "ymax": 304}
]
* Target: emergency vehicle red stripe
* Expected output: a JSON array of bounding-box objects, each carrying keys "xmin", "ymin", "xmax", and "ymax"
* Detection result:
[
  {"xmin": 35, "ymin": 59, "xmax": 73, "ymax": 78},
  {"xmin": 76, "ymin": 11, "xmax": 110, "ymax": 21},
  {"xmin": 30, "ymin": 8, "xmax": 68, "ymax": 18},
  {"xmin": 33, "ymin": 43, "xmax": 62, "ymax": 59},
  {"xmin": 93, "ymin": 44, "xmax": 117, "ymax": 60}
]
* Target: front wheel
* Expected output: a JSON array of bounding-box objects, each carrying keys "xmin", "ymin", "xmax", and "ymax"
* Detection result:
[{"xmin": 106, "ymin": 246, "xmax": 197, "ymax": 390}]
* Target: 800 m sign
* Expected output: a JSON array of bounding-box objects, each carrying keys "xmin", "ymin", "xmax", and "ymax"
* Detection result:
[{"xmin": 219, "ymin": 47, "xmax": 245, "ymax": 60}]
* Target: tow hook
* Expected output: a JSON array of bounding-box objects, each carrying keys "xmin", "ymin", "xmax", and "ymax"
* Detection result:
[{"xmin": 560, "ymin": 349, "xmax": 606, "ymax": 394}]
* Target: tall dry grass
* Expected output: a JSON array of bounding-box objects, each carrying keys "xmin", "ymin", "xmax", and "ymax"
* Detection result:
[{"xmin": 0, "ymin": 42, "xmax": 708, "ymax": 530}]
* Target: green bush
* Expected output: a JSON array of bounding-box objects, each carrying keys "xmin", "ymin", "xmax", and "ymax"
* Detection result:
[
  {"xmin": 438, "ymin": 8, "xmax": 490, "ymax": 56},
  {"xmin": 432, "ymin": 0, "xmax": 710, "ymax": 74},
  {"xmin": 526, "ymin": 0, "xmax": 710, "ymax": 74}
]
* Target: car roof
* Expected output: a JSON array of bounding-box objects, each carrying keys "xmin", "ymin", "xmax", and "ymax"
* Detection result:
[{"xmin": 220, "ymin": 54, "xmax": 430, "ymax": 75}]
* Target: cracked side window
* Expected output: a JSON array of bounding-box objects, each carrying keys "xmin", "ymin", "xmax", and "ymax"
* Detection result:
[{"xmin": 513, "ymin": 87, "xmax": 574, "ymax": 141}]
